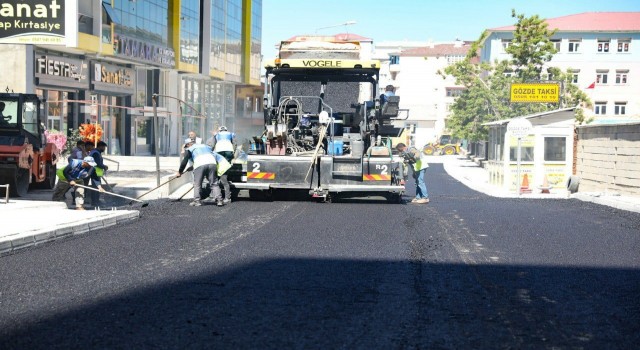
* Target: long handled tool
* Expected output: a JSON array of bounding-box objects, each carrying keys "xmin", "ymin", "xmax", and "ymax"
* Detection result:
[
  {"xmin": 171, "ymin": 184, "xmax": 194, "ymax": 202},
  {"xmin": 101, "ymin": 175, "xmax": 114, "ymax": 192},
  {"xmin": 74, "ymin": 184, "xmax": 149, "ymax": 207},
  {"xmin": 305, "ymin": 124, "xmax": 327, "ymax": 182},
  {"xmin": 135, "ymin": 175, "xmax": 179, "ymax": 200}
]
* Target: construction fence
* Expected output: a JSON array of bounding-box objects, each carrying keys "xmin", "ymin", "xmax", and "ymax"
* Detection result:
[{"xmin": 576, "ymin": 122, "xmax": 640, "ymax": 196}]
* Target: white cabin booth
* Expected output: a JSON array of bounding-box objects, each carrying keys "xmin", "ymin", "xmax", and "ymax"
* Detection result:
[{"xmin": 484, "ymin": 107, "xmax": 576, "ymax": 194}]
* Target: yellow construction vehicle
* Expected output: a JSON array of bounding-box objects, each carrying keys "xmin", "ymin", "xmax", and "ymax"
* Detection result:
[{"xmin": 422, "ymin": 134, "xmax": 460, "ymax": 155}]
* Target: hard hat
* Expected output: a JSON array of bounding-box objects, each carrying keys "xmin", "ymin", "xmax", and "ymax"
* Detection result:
[{"xmin": 219, "ymin": 126, "xmax": 228, "ymax": 131}]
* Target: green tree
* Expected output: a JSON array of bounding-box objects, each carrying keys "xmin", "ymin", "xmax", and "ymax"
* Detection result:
[{"xmin": 442, "ymin": 10, "xmax": 592, "ymax": 142}]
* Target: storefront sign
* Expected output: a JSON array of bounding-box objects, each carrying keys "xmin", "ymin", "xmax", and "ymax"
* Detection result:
[
  {"xmin": 91, "ymin": 62, "xmax": 134, "ymax": 95},
  {"xmin": 507, "ymin": 118, "xmax": 533, "ymax": 138},
  {"xmin": 113, "ymin": 34, "xmax": 175, "ymax": 68},
  {"xmin": 35, "ymin": 54, "xmax": 89, "ymax": 89},
  {"xmin": 0, "ymin": 0, "xmax": 65, "ymax": 45},
  {"xmin": 510, "ymin": 83, "xmax": 560, "ymax": 103}
]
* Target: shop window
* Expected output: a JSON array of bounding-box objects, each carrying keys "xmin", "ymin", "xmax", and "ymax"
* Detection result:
[
  {"xmin": 594, "ymin": 102, "xmax": 607, "ymax": 115},
  {"xmin": 568, "ymin": 39, "xmax": 581, "ymax": 53},
  {"xmin": 615, "ymin": 102, "xmax": 627, "ymax": 115},
  {"xmin": 597, "ymin": 39, "xmax": 611, "ymax": 53},
  {"xmin": 617, "ymin": 39, "xmax": 631, "ymax": 52},
  {"xmin": 544, "ymin": 137, "xmax": 566, "ymax": 161}
]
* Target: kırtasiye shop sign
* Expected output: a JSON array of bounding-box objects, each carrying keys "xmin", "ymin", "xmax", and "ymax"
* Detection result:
[
  {"xmin": 91, "ymin": 62, "xmax": 135, "ymax": 95},
  {"xmin": 0, "ymin": 0, "xmax": 65, "ymax": 45}
]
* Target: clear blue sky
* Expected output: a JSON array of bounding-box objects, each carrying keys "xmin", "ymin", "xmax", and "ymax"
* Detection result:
[{"xmin": 262, "ymin": 0, "xmax": 640, "ymax": 58}]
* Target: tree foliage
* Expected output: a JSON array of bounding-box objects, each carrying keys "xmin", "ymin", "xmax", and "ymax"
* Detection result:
[{"xmin": 442, "ymin": 10, "xmax": 592, "ymax": 141}]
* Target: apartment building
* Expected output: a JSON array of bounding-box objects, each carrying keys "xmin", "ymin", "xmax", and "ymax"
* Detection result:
[
  {"xmin": 482, "ymin": 12, "xmax": 640, "ymax": 122},
  {"xmin": 376, "ymin": 41, "xmax": 471, "ymax": 147}
]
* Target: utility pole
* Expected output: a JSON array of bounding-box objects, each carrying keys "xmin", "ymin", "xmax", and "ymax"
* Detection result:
[{"xmin": 152, "ymin": 94, "xmax": 160, "ymax": 186}]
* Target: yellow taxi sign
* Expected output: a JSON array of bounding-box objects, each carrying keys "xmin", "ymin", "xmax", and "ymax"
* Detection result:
[{"xmin": 510, "ymin": 83, "xmax": 560, "ymax": 103}]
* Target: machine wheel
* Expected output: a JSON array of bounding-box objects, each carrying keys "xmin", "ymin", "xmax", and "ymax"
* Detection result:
[
  {"xmin": 9, "ymin": 168, "xmax": 30, "ymax": 197},
  {"xmin": 423, "ymin": 146, "xmax": 436, "ymax": 155},
  {"xmin": 442, "ymin": 146, "xmax": 456, "ymax": 155},
  {"xmin": 35, "ymin": 162, "xmax": 56, "ymax": 189}
]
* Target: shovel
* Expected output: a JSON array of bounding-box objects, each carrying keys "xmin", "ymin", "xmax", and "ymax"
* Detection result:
[{"xmin": 74, "ymin": 184, "xmax": 149, "ymax": 208}]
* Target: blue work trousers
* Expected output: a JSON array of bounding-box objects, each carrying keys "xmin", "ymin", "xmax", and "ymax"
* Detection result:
[{"xmin": 413, "ymin": 168, "xmax": 428, "ymax": 199}]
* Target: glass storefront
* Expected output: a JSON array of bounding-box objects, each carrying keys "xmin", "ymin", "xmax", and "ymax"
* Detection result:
[
  {"xmin": 99, "ymin": 95, "xmax": 126, "ymax": 155},
  {"xmin": 36, "ymin": 90, "xmax": 70, "ymax": 132}
]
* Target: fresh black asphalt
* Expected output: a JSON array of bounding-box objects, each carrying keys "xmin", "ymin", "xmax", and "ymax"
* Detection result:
[{"xmin": 1, "ymin": 163, "xmax": 639, "ymax": 349}]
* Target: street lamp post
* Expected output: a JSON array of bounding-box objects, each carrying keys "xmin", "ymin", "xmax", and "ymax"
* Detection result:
[{"xmin": 152, "ymin": 94, "xmax": 160, "ymax": 186}]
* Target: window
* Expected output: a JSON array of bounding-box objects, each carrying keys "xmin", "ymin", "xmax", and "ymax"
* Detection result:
[
  {"xmin": 618, "ymin": 39, "xmax": 631, "ymax": 52},
  {"xmin": 594, "ymin": 102, "xmax": 607, "ymax": 115},
  {"xmin": 597, "ymin": 39, "xmax": 611, "ymax": 53},
  {"xmin": 389, "ymin": 55, "xmax": 400, "ymax": 65},
  {"xmin": 569, "ymin": 70, "xmax": 580, "ymax": 84},
  {"xmin": 551, "ymin": 39, "xmax": 561, "ymax": 52},
  {"xmin": 501, "ymin": 39, "xmax": 512, "ymax": 51},
  {"xmin": 509, "ymin": 146, "xmax": 534, "ymax": 162},
  {"xmin": 596, "ymin": 70, "xmax": 609, "ymax": 84},
  {"xmin": 445, "ymin": 88, "xmax": 463, "ymax": 97},
  {"xmin": 446, "ymin": 55, "xmax": 464, "ymax": 64},
  {"xmin": 615, "ymin": 102, "xmax": 627, "ymax": 115},
  {"xmin": 568, "ymin": 39, "xmax": 581, "ymax": 53},
  {"xmin": 544, "ymin": 137, "xmax": 566, "ymax": 161},
  {"xmin": 615, "ymin": 70, "xmax": 629, "ymax": 84}
]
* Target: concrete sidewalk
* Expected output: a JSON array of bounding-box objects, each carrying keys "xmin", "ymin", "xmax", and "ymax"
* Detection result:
[
  {"xmin": 0, "ymin": 200, "xmax": 139, "ymax": 255},
  {"xmin": 440, "ymin": 155, "xmax": 640, "ymax": 213},
  {"xmin": 0, "ymin": 155, "xmax": 186, "ymax": 256}
]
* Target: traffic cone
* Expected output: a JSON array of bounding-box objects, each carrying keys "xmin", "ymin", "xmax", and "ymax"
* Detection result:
[
  {"xmin": 540, "ymin": 175, "xmax": 551, "ymax": 194},
  {"xmin": 520, "ymin": 174, "xmax": 532, "ymax": 194}
]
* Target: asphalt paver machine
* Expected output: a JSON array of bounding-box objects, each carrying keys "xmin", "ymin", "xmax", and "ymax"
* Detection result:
[{"xmin": 230, "ymin": 46, "xmax": 406, "ymax": 202}]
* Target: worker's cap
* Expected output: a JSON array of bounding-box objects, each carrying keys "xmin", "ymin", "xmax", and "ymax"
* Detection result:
[
  {"xmin": 219, "ymin": 126, "xmax": 228, "ymax": 131},
  {"xmin": 83, "ymin": 156, "xmax": 97, "ymax": 166}
]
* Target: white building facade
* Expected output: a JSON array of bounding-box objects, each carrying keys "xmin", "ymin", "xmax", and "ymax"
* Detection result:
[
  {"xmin": 482, "ymin": 12, "xmax": 640, "ymax": 122},
  {"xmin": 375, "ymin": 41, "xmax": 471, "ymax": 148}
]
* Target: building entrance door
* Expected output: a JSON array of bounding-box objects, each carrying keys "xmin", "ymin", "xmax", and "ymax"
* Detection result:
[{"xmin": 135, "ymin": 116, "xmax": 153, "ymax": 155}]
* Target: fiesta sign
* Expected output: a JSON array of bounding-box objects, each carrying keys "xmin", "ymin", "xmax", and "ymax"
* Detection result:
[
  {"xmin": 510, "ymin": 83, "xmax": 560, "ymax": 103},
  {"xmin": 0, "ymin": 0, "xmax": 65, "ymax": 45}
]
